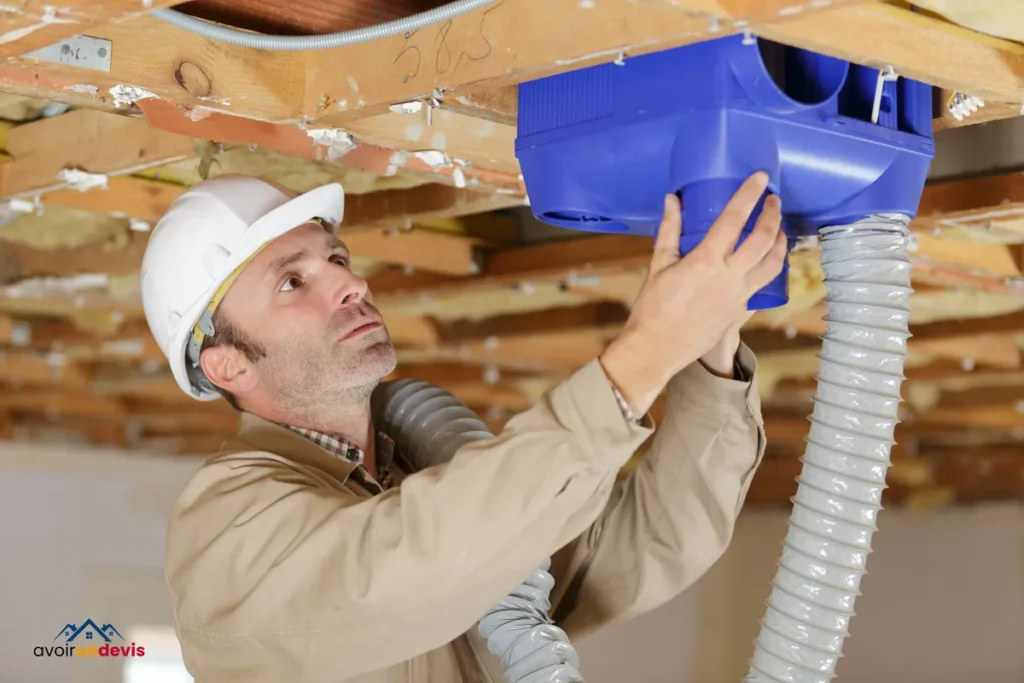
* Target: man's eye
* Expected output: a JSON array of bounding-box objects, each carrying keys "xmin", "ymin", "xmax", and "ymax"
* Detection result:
[
  {"xmin": 280, "ymin": 275, "xmax": 303, "ymax": 292},
  {"xmin": 329, "ymin": 254, "xmax": 348, "ymax": 267}
]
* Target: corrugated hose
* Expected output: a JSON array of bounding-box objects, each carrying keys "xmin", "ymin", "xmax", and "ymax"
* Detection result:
[
  {"xmin": 745, "ymin": 214, "xmax": 914, "ymax": 682},
  {"xmin": 371, "ymin": 379, "xmax": 584, "ymax": 683}
]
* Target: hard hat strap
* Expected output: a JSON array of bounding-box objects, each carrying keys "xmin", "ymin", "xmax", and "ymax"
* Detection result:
[{"xmin": 185, "ymin": 245, "xmax": 268, "ymax": 371}]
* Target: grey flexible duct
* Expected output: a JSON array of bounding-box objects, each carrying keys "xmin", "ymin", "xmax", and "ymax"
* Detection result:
[
  {"xmin": 150, "ymin": 0, "xmax": 497, "ymax": 51},
  {"xmin": 371, "ymin": 379, "xmax": 584, "ymax": 683},
  {"xmin": 744, "ymin": 214, "xmax": 914, "ymax": 683}
]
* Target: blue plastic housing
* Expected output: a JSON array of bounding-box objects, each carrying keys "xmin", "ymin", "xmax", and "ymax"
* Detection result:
[{"xmin": 515, "ymin": 34, "xmax": 936, "ymax": 309}]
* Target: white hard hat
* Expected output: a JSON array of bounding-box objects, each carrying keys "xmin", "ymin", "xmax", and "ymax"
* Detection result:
[{"xmin": 140, "ymin": 175, "xmax": 345, "ymax": 401}]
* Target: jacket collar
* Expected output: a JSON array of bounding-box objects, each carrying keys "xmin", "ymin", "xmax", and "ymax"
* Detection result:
[
  {"xmin": 231, "ymin": 412, "xmax": 362, "ymax": 484},
  {"xmin": 229, "ymin": 412, "xmax": 399, "ymax": 489}
]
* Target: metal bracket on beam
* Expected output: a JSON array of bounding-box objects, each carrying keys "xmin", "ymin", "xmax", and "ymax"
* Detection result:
[{"xmin": 23, "ymin": 35, "xmax": 112, "ymax": 73}]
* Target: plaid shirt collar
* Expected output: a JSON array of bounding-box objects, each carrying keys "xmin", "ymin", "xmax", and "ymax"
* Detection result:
[
  {"xmin": 285, "ymin": 425, "xmax": 396, "ymax": 491},
  {"xmin": 280, "ymin": 372, "xmax": 671, "ymax": 492}
]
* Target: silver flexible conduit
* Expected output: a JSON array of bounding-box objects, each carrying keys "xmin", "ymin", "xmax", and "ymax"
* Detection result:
[
  {"xmin": 745, "ymin": 214, "xmax": 914, "ymax": 683},
  {"xmin": 371, "ymin": 379, "xmax": 584, "ymax": 683},
  {"xmin": 150, "ymin": 0, "xmax": 497, "ymax": 50}
]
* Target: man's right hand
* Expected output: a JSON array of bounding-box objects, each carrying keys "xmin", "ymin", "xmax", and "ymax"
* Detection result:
[{"xmin": 599, "ymin": 171, "xmax": 786, "ymax": 414}]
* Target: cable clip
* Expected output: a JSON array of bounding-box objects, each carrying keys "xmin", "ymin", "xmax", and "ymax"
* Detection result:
[
  {"xmin": 871, "ymin": 65, "xmax": 899, "ymax": 125},
  {"xmin": 426, "ymin": 88, "xmax": 444, "ymax": 127}
]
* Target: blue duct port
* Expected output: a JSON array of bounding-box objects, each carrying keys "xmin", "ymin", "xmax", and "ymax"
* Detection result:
[{"xmin": 515, "ymin": 34, "xmax": 936, "ymax": 309}]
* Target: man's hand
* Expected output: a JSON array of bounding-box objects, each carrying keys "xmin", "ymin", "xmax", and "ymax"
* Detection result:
[
  {"xmin": 699, "ymin": 312, "xmax": 753, "ymax": 378},
  {"xmin": 599, "ymin": 171, "xmax": 785, "ymax": 414}
]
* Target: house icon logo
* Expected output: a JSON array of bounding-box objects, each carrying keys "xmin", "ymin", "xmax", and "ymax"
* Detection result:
[
  {"xmin": 55, "ymin": 619, "xmax": 124, "ymax": 643},
  {"xmin": 35, "ymin": 619, "xmax": 144, "ymax": 659}
]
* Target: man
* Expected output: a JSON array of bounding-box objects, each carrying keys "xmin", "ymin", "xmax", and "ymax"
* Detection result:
[{"xmin": 141, "ymin": 171, "xmax": 784, "ymax": 682}]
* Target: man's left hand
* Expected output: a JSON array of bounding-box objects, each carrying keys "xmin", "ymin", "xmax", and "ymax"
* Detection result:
[{"xmin": 698, "ymin": 311, "xmax": 753, "ymax": 379}]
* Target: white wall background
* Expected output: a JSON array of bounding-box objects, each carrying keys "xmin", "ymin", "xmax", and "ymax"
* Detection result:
[
  {"xmin": 0, "ymin": 443, "xmax": 198, "ymax": 683},
  {"xmin": 1, "ymin": 442, "xmax": 1022, "ymax": 683},
  {"xmin": 577, "ymin": 503, "xmax": 1024, "ymax": 683}
]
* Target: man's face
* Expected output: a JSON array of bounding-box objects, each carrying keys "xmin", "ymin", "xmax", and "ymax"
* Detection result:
[{"xmin": 203, "ymin": 221, "xmax": 397, "ymax": 419}]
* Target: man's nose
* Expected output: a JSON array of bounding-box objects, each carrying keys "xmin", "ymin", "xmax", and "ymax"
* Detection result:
[{"xmin": 330, "ymin": 266, "xmax": 368, "ymax": 308}]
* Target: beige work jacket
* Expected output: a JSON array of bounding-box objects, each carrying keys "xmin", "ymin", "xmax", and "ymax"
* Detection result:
[{"xmin": 165, "ymin": 346, "xmax": 766, "ymax": 682}]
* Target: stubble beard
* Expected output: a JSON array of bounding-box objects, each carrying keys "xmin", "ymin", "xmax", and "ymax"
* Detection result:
[{"xmin": 261, "ymin": 327, "xmax": 397, "ymax": 429}]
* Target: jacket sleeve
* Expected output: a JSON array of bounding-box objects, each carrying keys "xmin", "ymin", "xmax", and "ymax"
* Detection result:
[
  {"xmin": 165, "ymin": 358, "xmax": 654, "ymax": 682},
  {"xmin": 548, "ymin": 342, "xmax": 766, "ymax": 640}
]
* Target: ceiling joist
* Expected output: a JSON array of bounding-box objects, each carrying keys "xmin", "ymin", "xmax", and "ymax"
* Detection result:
[
  {"xmin": 0, "ymin": 1, "xmax": 1015, "ymax": 194},
  {"xmin": 0, "ymin": 0, "xmax": 1023, "ymax": 508}
]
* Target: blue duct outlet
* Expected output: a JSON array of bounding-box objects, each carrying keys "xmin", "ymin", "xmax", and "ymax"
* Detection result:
[{"xmin": 515, "ymin": 34, "xmax": 936, "ymax": 309}]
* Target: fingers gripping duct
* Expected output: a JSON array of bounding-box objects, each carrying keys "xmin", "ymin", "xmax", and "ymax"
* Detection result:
[{"xmin": 744, "ymin": 215, "xmax": 914, "ymax": 683}]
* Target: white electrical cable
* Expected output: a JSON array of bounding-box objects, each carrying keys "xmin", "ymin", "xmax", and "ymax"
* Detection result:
[
  {"xmin": 371, "ymin": 379, "xmax": 584, "ymax": 683},
  {"xmin": 150, "ymin": 0, "xmax": 497, "ymax": 51},
  {"xmin": 744, "ymin": 214, "xmax": 914, "ymax": 682},
  {"xmin": 946, "ymin": 92, "xmax": 985, "ymax": 122}
]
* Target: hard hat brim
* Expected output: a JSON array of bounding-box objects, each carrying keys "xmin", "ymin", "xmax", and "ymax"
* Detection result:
[{"xmin": 168, "ymin": 182, "xmax": 345, "ymax": 401}]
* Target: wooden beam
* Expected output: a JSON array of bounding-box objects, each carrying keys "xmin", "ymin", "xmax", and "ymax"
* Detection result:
[
  {"xmin": 9, "ymin": 0, "xmax": 1006, "ymax": 135},
  {"xmin": 933, "ymin": 90, "xmax": 1023, "ymax": 132},
  {"xmin": 404, "ymin": 326, "xmax": 617, "ymax": 371},
  {"xmin": 904, "ymin": 359, "xmax": 1022, "ymax": 383},
  {"xmin": 134, "ymin": 98, "xmax": 517, "ymax": 192},
  {"xmin": 5, "ymin": 16, "xmax": 307, "ymax": 122},
  {"xmin": 744, "ymin": 446, "xmax": 1024, "ymax": 507},
  {"xmin": 2, "ymin": 408, "xmax": 241, "ymax": 445},
  {"xmin": 0, "ymin": 1, "xmax": 181, "ymax": 59},
  {"xmin": 0, "ymin": 350, "xmax": 92, "ymax": 388},
  {"xmin": 6, "ymin": 416, "xmax": 131, "ymax": 449},
  {"xmin": 0, "ymin": 0, "xmax": 851, "ymax": 125},
  {"xmin": 755, "ymin": 3, "xmax": 1024, "ymax": 105},
  {"xmin": 434, "ymin": 301, "xmax": 630, "ymax": 343},
  {"xmin": 344, "ymin": 184, "xmax": 523, "ymax": 228},
  {"xmin": 934, "ymin": 385, "xmax": 1024, "ymax": 411},
  {"xmin": 0, "ymin": 315, "xmax": 14, "ymax": 344},
  {"xmin": 5, "ymin": 205, "xmax": 1019, "ymax": 336},
  {"xmin": 406, "ymin": 305, "xmax": 840, "ymax": 371},
  {"xmin": 371, "ymin": 234, "xmax": 653, "ymax": 306},
  {"xmin": 43, "ymin": 176, "xmax": 186, "ymax": 224},
  {"xmin": 0, "ymin": 223, "xmax": 488, "ymax": 282},
  {"xmin": 0, "ymin": 108, "xmax": 195, "ymax": 198},
  {"xmin": 755, "ymin": 304, "xmax": 1024, "ymax": 369},
  {"xmin": 387, "ymin": 361, "xmax": 553, "ymax": 386},
  {"xmin": 382, "ymin": 313, "xmax": 442, "ymax": 346},
  {"xmin": 0, "ymin": 1, "xmax": 1017, "ymax": 195},
  {"xmin": 364, "ymin": 171, "xmax": 1024, "ymax": 304},
  {"xmin": 0, "ymin": 389, "xmax": 126, "ymax": 417},
  {"xmin": 305, "ymin": 0, "xmax": 857, "ymax": 123},
  {"xmin": 339, "ymin": 108, "xmax": 520, "ymax": 175},
  {"xmin": 911, "ymin": 233, "xmax": 1022, "ymax": 277},
  {"xmin": 917, "ymin": 171, "xmax": 1024, "ymax": 227},
  {"xmin": 912, "ymin": 309, "xmax": 1024, "ymax": 342},
  {"xmin": 774, "ymin": 357, "xmax": 1024, "ymax": 393},
  {"xmin": 0, "ymin": 230, "xmax": 148, "ymax": 281},
  {"xmin": 372, "ymin": 237, "xmax": 1024, "ymax": 311},
  {"xmin": 438, "ymin": 87, "xmax": 517, "ymax": 126},
  {"xmin": 16, "ymin": 318, "xmax": 165, "ymax": 363},
  {"xmin": 0, "ymin": 174, "xmax": 522, "ymax": 287},
  {"xmin": 340, "ymin": 226, "xmax": 484, "ymax": 277}
]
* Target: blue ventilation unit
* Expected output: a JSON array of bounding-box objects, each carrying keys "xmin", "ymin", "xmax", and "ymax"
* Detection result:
[{"xmin": 515, "ymin": 34, "xmax": 935, "ymax": 309}]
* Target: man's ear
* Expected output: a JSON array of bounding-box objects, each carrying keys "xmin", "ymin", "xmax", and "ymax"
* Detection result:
[{"xmin": 199, "ymin": 345, "xmax": 259, "ymax": 396}]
